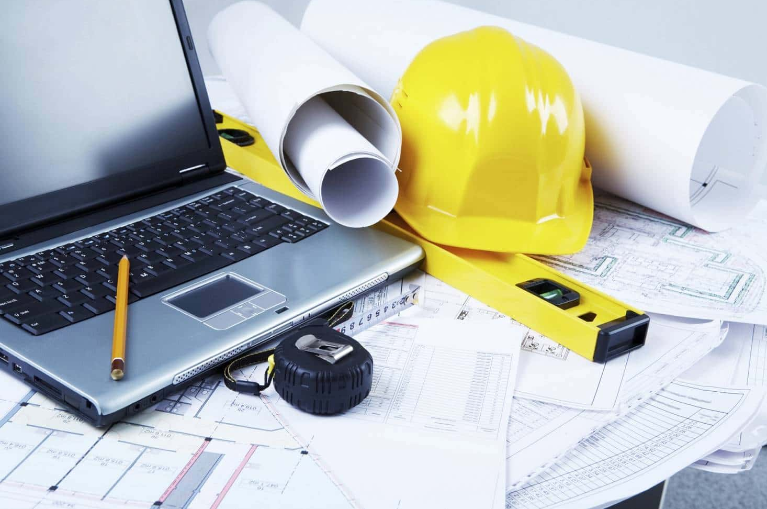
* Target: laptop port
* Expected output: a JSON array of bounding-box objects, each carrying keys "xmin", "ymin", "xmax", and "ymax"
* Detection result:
[
  {"xmin": 0, "ymin": 351, "xmax": 7, "ymax": 364},
  {"xmin": 12, "ymin": 363, "xmax": 22, "ymax": 374}
]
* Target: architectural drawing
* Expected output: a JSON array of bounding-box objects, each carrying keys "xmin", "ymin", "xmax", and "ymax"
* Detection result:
[
  {"xmin": 520, "ymin": 332, "xmax": 569, "ymax": 360},
  {"xmin": 538, "ymin": 194, "xmax": 767, "ymax": 324},
  {"xmin": 0, "ymin": 366, "xmax": 354, "ymax": 509}
]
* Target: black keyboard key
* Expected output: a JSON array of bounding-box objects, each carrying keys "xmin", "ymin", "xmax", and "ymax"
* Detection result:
[
  {"xmin": 282, "ymin": 222, "xmax": 305, "ymax": 234},
  {"xmin": 71, "ymin": 248, "xmax": 100, "ymax": 262},
  {"xmin": 59, "ymin": 306, "xmax": 95, "ymax": 324},
  {"xmin": 136, "ymin": 240, "xmax": 166, "ymax": 253},
  {"xmin": 307, "ymin": 220, "xmax": 328, "ymax": 231},
  {"xmin": 6, "ymin": 279, "xmax": 37, "ymax": 294},
  {"xmin": 53, "ymin": 266, "xmax": 81, "ymax": 280},
  {"xmin": 198, "ymin": 243, "xmax": 226, "ymax": 256},
  {"xmin": 210, "ymin": 197, "xmax": 239, "ymax": 211},
  {"xmin": 188, "ymin": 222, "xmax": 212, "ymax": 234},
  {"xmin": 248, "ymin": 216, "xmax": 289, "ymax": 236},
  {"xmin": 0, "ymin": 293, "xmax": 34, "ymax": 314},
  {"xmin": 83, "ymin": 298, "xmax": 115, "ymax": 315},
  {"xmin": 80, "ymin": 285, "xmax": 110, "ymax": 300},
  {"xmin": 31, "ymin": 272, "xmax": 63, "ymax": 287},
  {"xmin": 221, "ymin": 221, "xmax": 246, "ymax": 233},
  {"xmin": 119, "ymin": 244, "xmax": 145, "ymax": 257},
  {"xmin": 75, "ymin": 260, "xmax": 103, "ymax": 273},
  {"xmin": 53, "ymin": 279, "xmax": 85, "ymax": 294},
  {"xmin": 281, "ymin": 232, "xmax": 303, "ymax": 244},
  {"xmin": 269, "ymin": 228, "xmax": 289, "ymax": 239},
  {"xmin": 265, "ymin": 203, "xmax": 287, "ymax": 215},
  {"xmin": 238, "ymin": 209, "xmax": 274, "ymax": 226},
  {"xmin": 56, "ymin": 243, "xmax": 78, "ymax": 255},
  {"xmin": 105, "ymin": 293, "xmax": 139, "ymax": 305},
  {"xmin": 237, "ymin": 243, "xmax": 264, "ymax": 256},
  {"xmin": 102, "ymin": 278, "xmax": 118, "ymax": 292},
  {"xmin": 294, "ymin": 227, "xmax": 314, "ymax": 238},
  {"xmin": 15, "ymin": 255, "xmax": 39, "ymax": 266},
  {"xmin": 97, "ymin": 252, "xmax": 124, "ymax": 266},
  {"xmin": 229, "ymin": 232, "xmax": 251, "ymax": 244},
  {"xmin": 217, "ymin": 212, "xmax": 235, "ymax": 222},
  {"xmin": 136, "ymin": 251, "xmax": 165, "ymax": 265},
  {"xmin": 252, "ymin": 235, "xmax": 282, "ymax": 250},
  {"xmin": 74, "ymin": 272, "xmax": 106, "ymax": 287},
  {"xmin": 29, "ymin": 286, "xmax": 63, "ymax": 302},
  {"xmin": 280, "ymin": 210, "xmax": 303, "ymax": 222},
  {"xmin": 221, "ymin": 250, "xmax": 248, "ymax": 262},
  {"xmin": 130, "ymin": 256, "xmax": 230, "ymax": 298},
  {"xmin": 3, "ymin": 300, "xmax": 65, "ymax": 324},
  {"xmin": 248, "ymin": 196, "xmax": 272, "ymax": 208},
  {"xmin": 180, "ymin": 249, "xmax": 210, "ymax": 263},
  {"xmin": 143, "ymin": 264, "xmax": 172, "ymax": 277},
  {"xmin": 27, "ymin": 260, "xmax": 57, "ymax": 274},
  {"xmin": 157, "ymin": 246, "xmax": 183, "ymax": 259},
  {"xmin": 162, "ymin": 256, "xmax": 192, "ymax": 270},
  {"xmin": 49, "ymin": 254, "xmax": 78, "ymax": 268},
  {"xmin": 3, "ymin": 267, "xmax": 33, "ymax": 282},
  {"xmin": 214, "ymin": 239, "xmax": 236, "ymax": 250},
  {"xmin": 22, "ymin": 313, "xmax": 70, "ymax": 335},
  {"xmin": 130, "ymin": 270, "xmax": 155, "ymax": 284},
  {"xmin": 57, "ymin": 292, "xmax": 89, "ymax": 308},
  {"xmin": 233, "ymin": 189, "xmax": 253, "ymax": 201}
]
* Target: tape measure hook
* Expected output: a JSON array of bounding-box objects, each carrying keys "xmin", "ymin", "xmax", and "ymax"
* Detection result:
[{"xmin": 296, "ymin": 334, "xmax": 354, "ymax": 364}]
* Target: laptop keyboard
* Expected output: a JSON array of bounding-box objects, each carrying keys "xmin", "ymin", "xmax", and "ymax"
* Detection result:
[{"xmin": 0, "ymin": 186, "xmax": 327, "ymax": 336}]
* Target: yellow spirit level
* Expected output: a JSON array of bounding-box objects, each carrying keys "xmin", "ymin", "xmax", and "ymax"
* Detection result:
[{"xmin": 215, "ymin": 112, "xmax": 650, "ymax": 362}]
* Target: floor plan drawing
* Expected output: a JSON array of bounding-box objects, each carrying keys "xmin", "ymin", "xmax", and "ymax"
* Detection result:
[
  {"xmin": 538, "ymin": 194, "xmax": 767, "ymax": 324},
  {"xmin": 0, "ymin": 365, "xmax": 355, "ymax": 509}
]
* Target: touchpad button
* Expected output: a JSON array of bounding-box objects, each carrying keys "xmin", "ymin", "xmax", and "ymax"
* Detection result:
[
  {"xmin": 169, "ymin": 275, "xmax": 261, "ymax": 319},
  {"xmin": 163, "ymin": 273, "xmax": 286, "ymax": 330}
]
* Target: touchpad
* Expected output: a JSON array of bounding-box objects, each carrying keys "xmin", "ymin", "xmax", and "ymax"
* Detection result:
[
  {"xmin": 164, "ymin": 273, "xmax": 287, "ymax": 330},
  {"xmin": 169, "ymin": 275, "xmax": 261, "ymax": 319}
]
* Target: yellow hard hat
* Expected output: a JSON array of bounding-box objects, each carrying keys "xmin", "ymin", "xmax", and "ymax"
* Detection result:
[{"xmin": 391, "ymin": 26, "xmax": 593, "ymax": 254}]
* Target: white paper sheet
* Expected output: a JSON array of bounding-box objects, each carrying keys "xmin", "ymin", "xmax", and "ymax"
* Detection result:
[
  {"xmin": 415, "ymin": 272, "xmax": 725, "ymax": 410},
  {"xmin": 208, "ymin": 1, "xmax": 401, "ymax": 227},
  {"xmin": 681, "ymin": 322, "xmax": 767, "ymax": 453},
  {"xmin": 301, "ymin": 0, "xmax": 767, "ymax": 232},
  {"xmin": 262, "ymin": 316, "xmax": 523, "ymax": 509},
  {"xmin": 506, "ymin": 382, "xmax": 764, "ymax": 509},
  {"xmin": 538, "ymin": 193, "xmax": 767, "ymax": 324}
]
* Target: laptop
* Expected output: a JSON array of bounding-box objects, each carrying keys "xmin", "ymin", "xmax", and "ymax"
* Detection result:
[{"xmin": 0, "ymin": 0, "xmax": 423, "ymax": 427}]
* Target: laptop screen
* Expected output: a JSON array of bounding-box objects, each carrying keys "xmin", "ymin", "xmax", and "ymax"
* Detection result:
[{"xmin": 0, "ymin": 0, "xmax": 210, "ymax": 211}]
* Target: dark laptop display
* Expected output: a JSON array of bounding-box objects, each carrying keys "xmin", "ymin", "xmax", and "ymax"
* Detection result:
[{"xmin": 0, "ymin": 0, "xmax": 224, "ymax": 239}]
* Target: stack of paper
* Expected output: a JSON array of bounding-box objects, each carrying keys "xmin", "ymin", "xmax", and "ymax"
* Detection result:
[
  {"xmin": 681, "ymin": 323, "xmax": 767, "ymax": 473},
  {"xmin": 204, "ymin": 68, "xmax": 767, "ymax": 506}
]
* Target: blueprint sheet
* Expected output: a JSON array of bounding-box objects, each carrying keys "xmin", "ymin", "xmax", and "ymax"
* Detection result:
[
  {"xmin": 682, "ymin": 322, "xmax": 767, "ymax": 454},
  {"xmin": 538, "ymin": 194, "xmax": 767, "ymax": 324},
  {"xmin": 506, "ymin": 382, "xmax": 764, "ymax": 509},
  {"xmin": 262, "ymin": 316, "xmax": 523, "ymax": 509},
  {"xmin": 416, "ymin": 272, "xmax": 725, "ymax": 411},
  {"xmin": 0, "ymin": 277, "xmax": 428, "ymax": 509},
  {"xmin": 0, "ymin": 365, "xmax": 355, "ymax": 509}
]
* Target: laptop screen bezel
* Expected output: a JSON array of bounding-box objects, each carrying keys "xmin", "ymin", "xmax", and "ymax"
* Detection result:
[{"xmin": 0, "ymin": 0, "xmax": 226, "ymax": 239}]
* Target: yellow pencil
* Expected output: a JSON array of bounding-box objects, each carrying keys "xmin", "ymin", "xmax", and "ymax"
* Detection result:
[{"xmin": 111, "ymin": 256, "xmax": 130, "ymax": 381}]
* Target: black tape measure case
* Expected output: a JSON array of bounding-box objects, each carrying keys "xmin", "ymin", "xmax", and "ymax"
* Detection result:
[{"xmin": 224, "ymin": 319, "xmax": 374, "ymax": 415}]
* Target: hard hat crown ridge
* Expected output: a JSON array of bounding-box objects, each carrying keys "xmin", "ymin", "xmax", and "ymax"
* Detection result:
[{"xmin": 391, "ymin": 26, "xmax": 593, "ymax": 254}]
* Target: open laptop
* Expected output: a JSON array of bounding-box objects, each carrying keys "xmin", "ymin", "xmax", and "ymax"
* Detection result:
[{"xmin": 0, "ymin": 0, "xmax": 423, "ymax": 427}]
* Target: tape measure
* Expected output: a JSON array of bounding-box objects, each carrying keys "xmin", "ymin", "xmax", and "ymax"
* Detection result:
[
  {"xmin": 224, "ymin": 319, "xmax": 374, "ymax": 415},
  {"xmin": 216, "ymin": 110, "xmax": 651, "ymax": 363},
  {"xmin": 332, "ymin": 285, "xmax": 419, "ymax": 336}
]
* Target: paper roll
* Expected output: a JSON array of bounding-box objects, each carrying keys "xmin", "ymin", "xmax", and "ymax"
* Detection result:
[
  {"xmin": 301, "ymin": 0, "xmax": 767, "ymax": 232},
  {"xmin": 208, "ymin": 1, "xmax": 401, "ymax": 227}
]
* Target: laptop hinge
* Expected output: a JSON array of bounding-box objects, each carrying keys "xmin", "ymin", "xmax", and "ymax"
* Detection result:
[{"xmin": 179, "ymin": 164, "xmax": 212, "ymax": 183}]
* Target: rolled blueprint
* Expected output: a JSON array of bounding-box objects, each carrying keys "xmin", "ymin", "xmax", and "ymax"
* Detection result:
[
  {"xmin": 301, "ymin": 0, "xmax": 767, "ymax": 232},
  {"xmin": 208, "ymin": 1, "xmax": 401, "ymax": 227}
]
